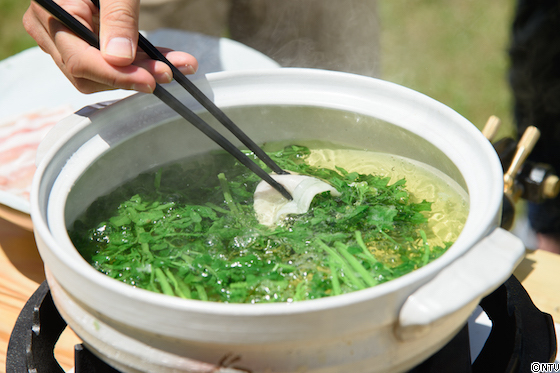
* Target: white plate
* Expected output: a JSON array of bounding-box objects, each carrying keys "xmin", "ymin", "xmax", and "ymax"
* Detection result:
[{"xmin": 0, "ymin": 30, "xmax": 280, "ymax": 217}]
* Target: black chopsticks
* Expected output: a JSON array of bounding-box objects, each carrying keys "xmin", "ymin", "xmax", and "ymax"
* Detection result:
[{"xmin": 35, "ymin": 0, "xmax": 293, "ymax": 200}]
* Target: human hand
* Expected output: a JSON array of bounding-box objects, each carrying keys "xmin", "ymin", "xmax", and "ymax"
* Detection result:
[{"xmin": 23, "ymin": 0, "xmax": 198, "ymax": 94}]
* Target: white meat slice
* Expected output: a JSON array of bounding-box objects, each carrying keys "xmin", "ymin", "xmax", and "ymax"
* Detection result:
[{"xmin": 254, "ymin": 174, "xmax": 341, "ymax": 226}]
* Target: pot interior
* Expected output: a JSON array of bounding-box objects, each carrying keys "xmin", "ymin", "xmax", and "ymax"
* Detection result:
[{"xmin": 64, "ymin": 104, "xmax": 467, "ymax": 227}]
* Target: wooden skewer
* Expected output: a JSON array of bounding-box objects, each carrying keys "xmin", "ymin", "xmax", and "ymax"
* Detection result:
[
  {"xmin": 482, "ymin": 115, "xmax": 501, "ymax": 141},
  {"xmin": 503, "ymin": 125, "xmax": 540, "ymax": 196}
]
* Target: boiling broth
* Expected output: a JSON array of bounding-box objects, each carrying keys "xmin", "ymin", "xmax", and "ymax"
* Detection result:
[
  {"xmin": 69, "ymin": 144, "xmax": 468, "ymax": 303},
  {"xmin": 305, "ymin": 148, "xmax": 468, "ymax": 247}
]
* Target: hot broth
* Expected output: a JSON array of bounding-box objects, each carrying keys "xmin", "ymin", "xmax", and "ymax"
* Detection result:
[{"xmin": 69, "ymin": 144, "xmax": 468, "ymax": 303}]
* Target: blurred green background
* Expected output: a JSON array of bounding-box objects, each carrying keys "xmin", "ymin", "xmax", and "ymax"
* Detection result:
[
  {"xmin": 379, "ymin": 1, "xmax": 515, "ymax": 138},
  {"xmin": 0, "ymin": 0, "xmax": 37, "ymax": 60},
  {"xmin": 0, "ymin": 0, "xmax": 515, "ymax": 137}
]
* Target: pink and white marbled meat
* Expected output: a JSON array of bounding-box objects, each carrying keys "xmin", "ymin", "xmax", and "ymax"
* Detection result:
[{"xmin": 0, "ymin": 106, "xmax": 73, "ymax": 201}]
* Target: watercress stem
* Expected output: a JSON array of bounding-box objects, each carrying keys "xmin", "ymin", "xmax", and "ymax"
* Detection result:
[
  {"xmin": 155, "ymin": 267, "xmax": 175, "ymax": 296},
  {"xmin": 316, "ymin": 239, "xmax": 366, "ymax": 290},
  {"xmin": 334, "ymin": 242, "xmax": 378, "ymax": 287}
]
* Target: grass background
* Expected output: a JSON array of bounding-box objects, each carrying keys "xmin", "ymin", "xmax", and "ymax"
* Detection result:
[
  {"xmin": 0, "ymin": 0, "xmax": 37, "ymax": 61},
  {"xmin": 378, "ymin": 0, "xmax": 515, "ymax": 138},
  {"xmin": 0, "ymin": 0, "xmax": 516, "ymax": 137}
]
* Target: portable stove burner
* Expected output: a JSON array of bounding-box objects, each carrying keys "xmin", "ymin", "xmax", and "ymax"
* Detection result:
[{"xmin": 5, "ymin": 275, "xmax": 557, "ymax": 373}]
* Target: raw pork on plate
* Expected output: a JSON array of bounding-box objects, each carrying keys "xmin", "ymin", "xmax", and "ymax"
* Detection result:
[{"xmin": 0, "ymin": 105, "xmax": 73, "ymax": 212}]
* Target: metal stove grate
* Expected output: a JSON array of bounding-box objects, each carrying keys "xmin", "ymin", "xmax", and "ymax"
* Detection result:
[{"xmin": 5, "ymin": 276, "xmax": 557, "ymax": 373}]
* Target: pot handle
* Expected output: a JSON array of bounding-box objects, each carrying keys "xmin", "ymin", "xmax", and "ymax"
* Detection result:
[
  {"xmin": 35, "ymin": 102, "xmax": 115, "ymax": 167},
  {"xmin": 395, "ymin": 227, "xmax": 525, "ymax": 341}
]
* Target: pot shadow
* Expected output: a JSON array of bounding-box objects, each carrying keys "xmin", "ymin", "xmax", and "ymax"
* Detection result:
[
  {"xmin": 0, "ymin": 217, "xmax": 45, "ymax": 284},
  {"xmin": 512, "ymin": 249, "xmax": 536, "ymax": 283}
]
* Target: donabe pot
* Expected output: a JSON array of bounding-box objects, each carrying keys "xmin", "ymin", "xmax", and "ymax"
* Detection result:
[{"xmin": 31, "ymin": 68, "xmax": 524, "ymax": 373}]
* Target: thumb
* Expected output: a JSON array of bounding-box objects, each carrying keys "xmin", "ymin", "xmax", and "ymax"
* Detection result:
[{"xmin": 98, "ymin": 0, "xmax": 140, "ymax": 66}]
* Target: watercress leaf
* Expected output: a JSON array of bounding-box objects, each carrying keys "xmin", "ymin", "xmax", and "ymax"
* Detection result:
[{"xmin": 109, "ymin": 215, "xmax": 131, "ymax": 226}]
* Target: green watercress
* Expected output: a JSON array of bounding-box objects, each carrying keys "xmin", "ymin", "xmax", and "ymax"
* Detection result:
[{"xmin": 69, "ymin": 145, "xmax": 452, "ymax": 303}]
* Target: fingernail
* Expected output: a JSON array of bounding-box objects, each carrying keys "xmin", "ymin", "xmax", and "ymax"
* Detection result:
[
  {"xmin": 132, "ymin": 83, "xmax": 153, "ymax": 94},
  {"xmin": 155, "ymin": 72, "xmax": 172, "ymax": 83},
  {"xmin": 179, "ymin": 64, "xmax": 197, "ymax": 75},
  {"xmin": 186, "ymin": 65, "xmax": 197, "ymax": 74},
  {"xmin": 105, "ymin": 37, "xmax": 133, "ymax": 59}
]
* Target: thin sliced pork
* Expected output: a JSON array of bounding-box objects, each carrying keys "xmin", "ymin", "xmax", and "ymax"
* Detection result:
[{"xmin": 0, "ymin": 106, "xmax": 73, "ymax": 201}]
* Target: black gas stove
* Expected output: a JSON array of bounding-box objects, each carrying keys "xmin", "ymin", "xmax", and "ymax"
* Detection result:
[{"xmin": 5, "ymin": 275, "xmax": 557, "ymax": 373}]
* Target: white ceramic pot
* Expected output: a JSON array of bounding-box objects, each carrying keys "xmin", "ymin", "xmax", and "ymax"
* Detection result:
[{"xmin": 31, "ymin": 68, "xmax": 525, "ymax": 373}]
